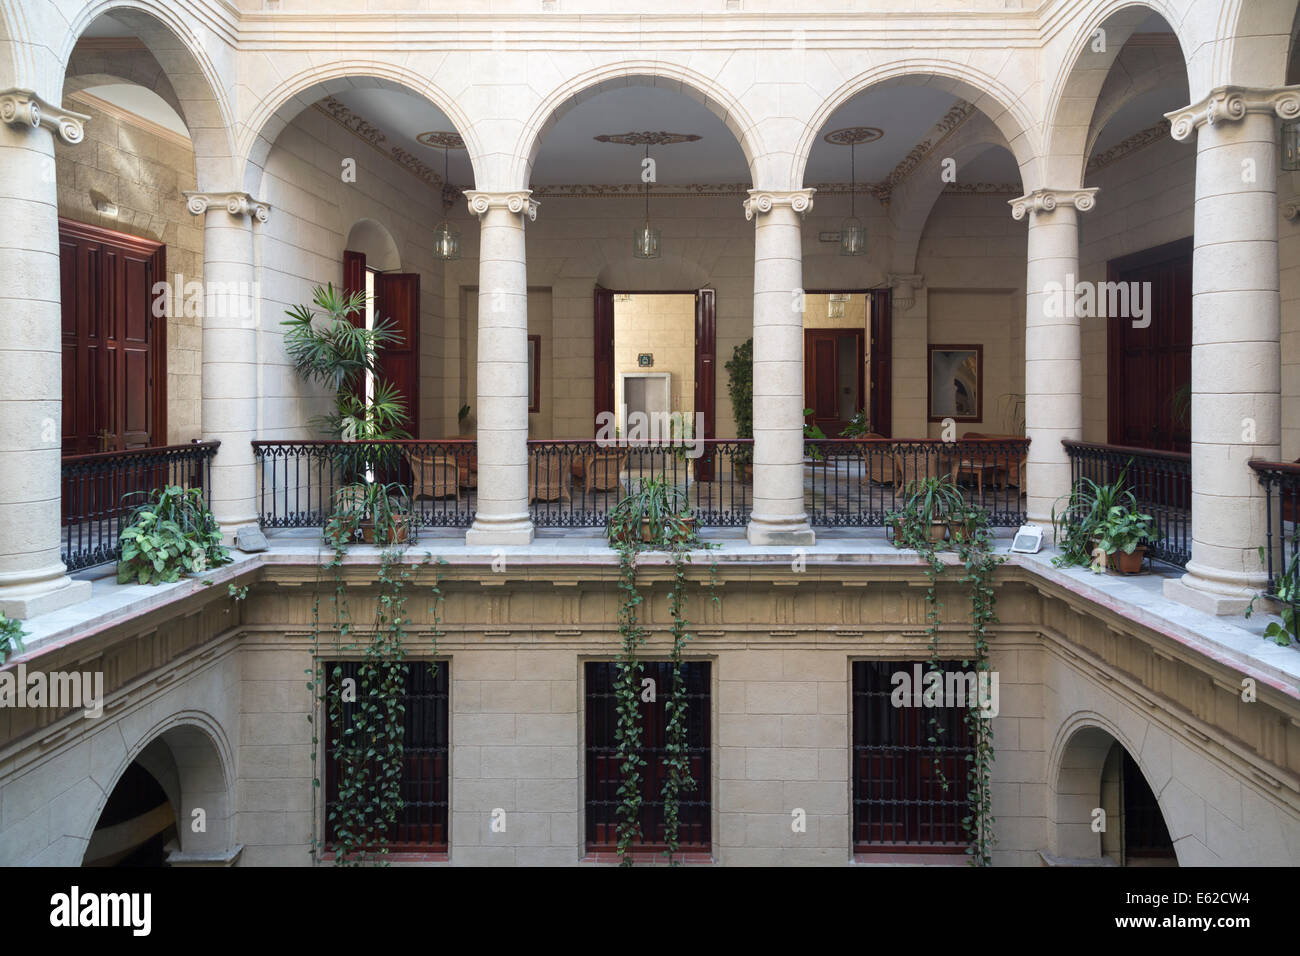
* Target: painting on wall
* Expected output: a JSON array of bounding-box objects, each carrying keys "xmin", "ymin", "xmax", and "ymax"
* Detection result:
[
  {"xmin": 928, "ymin": 344, "xmax": 982, "ymax": 423},
  {"xmin": 528, "ymin": 335, "xmax": 541, "ymax": 413}
]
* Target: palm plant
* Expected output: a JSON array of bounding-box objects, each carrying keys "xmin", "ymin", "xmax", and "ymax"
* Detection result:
[
  {"xmin": 888, "ymin": 475, "xmax": 966, "ymax": 547},
  {"xmin": 607, "ymin": 476, "xmax": 694, "ymax": 548}
]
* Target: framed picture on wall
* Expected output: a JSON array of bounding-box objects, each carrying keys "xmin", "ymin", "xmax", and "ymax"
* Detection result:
[
  {"xmin": 528, "ymin": 334, "xmax": 541, "ymax": 413},
  {"xmin": 927, "ymin": 344, "xmax": 983, "ymax": 423}
]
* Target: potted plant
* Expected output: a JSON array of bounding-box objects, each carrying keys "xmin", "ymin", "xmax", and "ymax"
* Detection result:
[
  {"xmin": 1050, "ymin": 469, "xmax": 1137, "ymax": 569},
  {"xmin": 803, "ymin": 409, "xmax": 827, "ymax": 463},
  {"xmin": 116, "ymin": 485, "xmax": 231, "ymax": 585},
  {"xmin": 888, "ymin": 475, "xmax": 966, "ymax": 547},
  {"xmin": 607, "ymin": 476, "xmax": 694, "ymax": 548},
  {"xmin": 725, "ymin": 338, "xmax": 754, "ymax": 482},
  {"xmin": 839, "ymin": 410, "xmax": 871, "ymax": 438},
  {"xmin": 1096, "ymin": 503, "xmax": 1159, "ymax": 574},
  {"xmin": 328, "ymin": 481, "xmax": 413, "ymax": 546}
]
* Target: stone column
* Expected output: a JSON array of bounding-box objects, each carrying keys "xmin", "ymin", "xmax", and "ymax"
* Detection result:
[
  {"xmin": 744, "ymin": 189, "xmax": 815, "ymax": 546},
  {"xmin": 1162, "ymin": 87, "xmax": 1294, "ymax": 614},
  {"xmin": 464, "ymin": 191, "xmax": 536, "ymax": 546},
  {"xmin": 1010, "ymin": 187, "xmax": 1097, "ymax": 525},
  {"xmin": 185, "ymin": 191, "xmax": 270, "ymax": 539},
  {"xmin": 0, "ymin": 90, "xmax": 92, "ymax": 618}
]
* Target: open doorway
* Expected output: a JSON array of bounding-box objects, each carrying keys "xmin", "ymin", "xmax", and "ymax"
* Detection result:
[{"xmin": 802, "ymin": 290, "xmax": 892, "ymax": 438}]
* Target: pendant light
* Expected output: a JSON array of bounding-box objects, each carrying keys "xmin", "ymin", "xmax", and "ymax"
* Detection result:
[
  {"xmin": 633, "ymin": 144, "xmax": 661, "ymax": 259},
  {"xmin": 840, "ymin": 140, "xmax": 867, "ymax": 257},
  {"xmin": 432, "ymin": 145, "xmax": 461, "ymax": 261}
]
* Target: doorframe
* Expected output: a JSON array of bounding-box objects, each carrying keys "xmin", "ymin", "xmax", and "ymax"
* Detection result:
[
  {"xmin": 802, "ymin": 326, "xmax": 865, "ymax": 436},
  {"xmin": 59, "ymin": 217, "xmax": 167, "ymax": 451},
  {"xmin": 1105, "ymin": 236, "xmax": 1193, "ymax": 448},
  {"xmin": 803, "ymin": 288, "xmax": 889, "ymax": 437}
]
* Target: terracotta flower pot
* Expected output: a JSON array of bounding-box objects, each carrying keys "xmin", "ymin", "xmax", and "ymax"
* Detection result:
[
  {"xmin": 1108, "ymin": 545, "xmax": 1146, "ymax": 575},
  {"xmin": 927, "ymin": 521, "xmax": 949, "ymax": 545},
  {"xmin": 359, "ymin": 515, "xmax": 411, "ymax": 545}
]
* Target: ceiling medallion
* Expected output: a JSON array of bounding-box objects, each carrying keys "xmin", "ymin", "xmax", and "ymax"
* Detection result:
[
  {"xmin": 823, "ymin": 126, "xmax": 884, "ymax": 146},
  {"xmin": 594, "ymin": 131, "xmax": 702, "ymax": 146},
  {"xmin": 417, "ymin": 130, "xmax": 466, "ymax": 150}
]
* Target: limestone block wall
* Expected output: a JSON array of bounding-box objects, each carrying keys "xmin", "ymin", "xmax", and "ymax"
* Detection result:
[
  {"xmin": 613, "ymin": 293, "xmax": 696, "ymax": 423},
  {"xmin": 257, "ymin": 107, "xmax": 445, "ymax": 441},
  {"xmin": 53, "ymin": 96, "xmax": 204, "ymax": 444}
]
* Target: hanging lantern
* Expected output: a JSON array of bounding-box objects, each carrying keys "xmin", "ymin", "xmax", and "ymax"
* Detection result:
[
  {"xmin": 633, "ymin": 144, "xmax": 662, "ymax": 259},
  {"xmin": 839, "ymin": 140, "xmax": 867, "ymax": 257},
  {"xmin": 433, "ymin": 145, "xmax": 462, "ymax": 261},
  {"xmin": 1284, "ymin": 119, "xmax": 1300, "ymax": 172}
]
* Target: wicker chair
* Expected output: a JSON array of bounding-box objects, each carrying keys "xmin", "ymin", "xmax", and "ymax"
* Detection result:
[
  {"xmin": 583, "ymin": 451, "xmax": 627, "ymax": 494},
  {"xmin": 406, "ymin": 451, "xmax": 460, "ymax": 501},
  {"xmin": 529, "ymin": 455, "xmax": 571, "ymax": 503},
  {"xmin": 963, "ymin": 433, "xmax": 1026, "ymax": 488},
  {"xmin": 891, "ymin": 443, "xmax": 958, "ymax": 488},
  {"xmin": 854, "ymin": 433, "xmax": 894, "ymax": 484}
]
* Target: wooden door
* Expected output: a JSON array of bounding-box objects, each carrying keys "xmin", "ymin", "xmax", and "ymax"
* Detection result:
[
  {"xmin": 694, "ymin": 288, "xmax": 716, "ymax": 480},
  {"xmin": 803, "ymin": 328, "xmax": 864, "ymax": 437},
  {"xmin": 869, "ymin": 289, "xmax": 892, "ymax": 437},
  {"xmin": 59, "ymin": 219, "xmax": 165, "ymax": 455},
  {"xmin": 374, "ymin": 272, "xmax": 421, "ymax": 436},
  {"xmin": 593, "ymin": 286, "xmax": 615, "ymax": 434},
  {"xmin": 1107, "ymin": 239, "xmax": 1192, "ymax": 452}
]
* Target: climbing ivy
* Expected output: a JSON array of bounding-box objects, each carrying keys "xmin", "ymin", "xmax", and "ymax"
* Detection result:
[{"xmin": 887, "ymin": 500, "xmax": 1001, "ymax": 865}]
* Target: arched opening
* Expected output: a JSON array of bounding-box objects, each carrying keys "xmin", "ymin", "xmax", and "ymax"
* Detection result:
[
  {"xmin": 84, "ymin": 722, "xmax": 234, "ymax": 867},
  {"xmin": 1053, "ymin": 724, "xmax": 1176, "ymax": 865}
]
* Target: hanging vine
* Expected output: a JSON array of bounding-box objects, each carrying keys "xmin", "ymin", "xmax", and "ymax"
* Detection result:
[
  {"xmin": 611, "ymin": 536, "xmax": 647, "ymax": 865},
  {"xmin": 887, "ymin": 497, "xmax": 1001, "ymax": 865}
]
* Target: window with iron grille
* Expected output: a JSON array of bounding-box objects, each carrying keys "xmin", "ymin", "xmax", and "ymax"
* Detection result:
[
  {"xmin": 584, "ymin": 660, "xmax": 711, "ymax": 853},
  {"xmin": 852, "ymin": 660, "xmax": 974, "ymax": 852},
  {"xmin": 324, "ymin": 660, "xmax": 449, "ymax": 852}
]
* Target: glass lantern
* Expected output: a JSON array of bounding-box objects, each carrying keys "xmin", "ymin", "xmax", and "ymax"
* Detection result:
[
  {"xmin": 633, "ymin": 221, "xmax": 661, "ymax": 259},
  {"xmin": 839, "ymin": 217, "xmax": 867, "ymax": 257},
  {"xmin": 433, "ymin": 220, "xmax": 461, "ymax": 261},
  {"xmin": 1284, "ymin": 119, "xmax": 1300, "ymax": 172}
]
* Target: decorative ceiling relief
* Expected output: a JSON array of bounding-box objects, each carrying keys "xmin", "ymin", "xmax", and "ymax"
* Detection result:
[
  {"xmin": 1086, "ymin": 119, "xmax": 1172, "ymax": 174},
  {"xmin": 417, "ymin": 130, "xmax": 466, "ymax": 150},
  {"xmin": 315, "ymin": 96, "xmax": 447, "ymax": 190},
  {"xmin": 593, "ymin": 131, "xmax": 702, "ymax": 146}
]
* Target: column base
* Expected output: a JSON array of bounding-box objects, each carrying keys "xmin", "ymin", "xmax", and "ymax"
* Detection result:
[
  {"xmin": 466, "ymin": 512, "xmax": 535, "ymax": 546},
  {"xmin": 215, "ymin": 513, "xmax": 262, "ymax": 548},
  {"xmin": 164, "ymin": 841, "xmax": 243, "ymax": 867},
  {"xmin": 1163, "ymin": 561, "xmax": 1267, "ymax": 616},
  {"xmin": 0, "ymin": 564, "xmax": 93, "ymax": 620},
  {"xmin": 746, "ymin": 513, "xmax": 816, "ymax": 546}
]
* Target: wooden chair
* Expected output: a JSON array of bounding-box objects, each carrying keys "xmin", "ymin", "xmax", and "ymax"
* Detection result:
[
  {"xmin": 529, "ymin": 455, "xmax": 571, "ymax": 503},
  {"xmin": 890, "ymin": 443, "xmax": 956, "ymax": 487},
  {"xmin": 406, "ymin": 451, "xmax": 460, "ymax": 501},
  {"xmin": 583, "ymin": 451, "xmax": 627, "ymax": 494},
  {"xmin": 964, "ymin": 433, "xmax": 1026, "ymax": 488}
]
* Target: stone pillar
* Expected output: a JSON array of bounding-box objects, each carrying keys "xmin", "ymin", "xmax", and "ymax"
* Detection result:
[
  {"xmin": 185, "ymin": 191, "xmax": 270, "ymax": 539},
  {"xmin": 1010, "ymin": 187, "xmax": 1097, "ymax": 525},
  {"xmin": 1162, "ymin": 87, "xmax": 1294, "ymax": 614},
  {"xmin": 744, "ymin": 189, "xmax": 815, "ymax": 546},
  {"xmin": 464, "ymin": 191, "xmax": 536, "ymax": 546},
  {"xmin": 0, "ymin": 90, "xmax": 92, "ymax": 618}
]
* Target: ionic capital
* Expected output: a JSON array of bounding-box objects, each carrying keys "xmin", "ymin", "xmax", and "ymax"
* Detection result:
[
  {"xmin": 184, "ymin": 191, "xmax": 271, "ymax": 222},
  {"xmin": 0, "ymin": 88, "xmax": 89, "ymax": 144},
  {"xmin": 1009, "ymin": 187, "xmax": 1098, "ymax": 221},
  {"xmin": 1165, "ymin": 85, "xmax": 1300, "ymax": 142},
  {"xmin": 465, "ymin": 190, "xmax": 538, "ymax": 221},
  {"xmin": 744, "ymin": 188, "xmax": 815, "ymax": 221},
  {"xmin": 886, "ymin": 273, "xmax": 925, "ymax": 312}
]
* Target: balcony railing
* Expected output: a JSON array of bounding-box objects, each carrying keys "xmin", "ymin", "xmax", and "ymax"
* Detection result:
[
  {"xmin": 1248, "ymin": 459, "xmax": 1300, "ymax": 601},
  {"xmin": 527, "ymin": 439, "xmax": 752, "ymax": 527},
  {"xmin": 252, "ymin": 440, "xmax": 477, "ymax": 530},
  {"xmin": 804, "ymin": 437, "xmax": 1030, "ymax": 527},
  {"xmin": 61, "ymin": 441, "xmax": 220, "ymax": 572},
  {"xmin": 1063, "ymin": 439, "xmax": 1191, "ymax": 568}
]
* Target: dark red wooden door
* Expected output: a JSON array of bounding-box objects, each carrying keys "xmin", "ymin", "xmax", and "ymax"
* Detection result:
[
  {"xmin": 374, "ymin": 272, "xmax": 421, "ymax": 436},
  {"xmin": 59, "ymin": 219, "xmax": 165, "ymax": 455},
  {"xmin": 593, "ymin": 286, "xmax": 615, "ymax": 435},
  {"xmin": 869, "ymin": 289, "xmax": 892, "ymax": 437},
  {"xmin": 804, "ymin": 328, "xmax": 864, "ymax": 437},
  {"xmin": 694, "ymin": 288, "xmax": 716, "ymax": 480},
  {"xmin": 1107, "ymin": 239, "xmax": 1192, "ymax": 453}
]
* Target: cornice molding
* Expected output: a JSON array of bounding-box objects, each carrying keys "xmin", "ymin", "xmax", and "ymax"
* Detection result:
[
  {"xmin": 0, "ymin": 88, "xmax": 89, "ymax": 145},
  {"xmin": 465, "ymin": 190, "xmax": 538, "ymax": 220},
  {"xmin": 314, "ymin": 97, "xmax": 448, "ymax": 191},
  {"xmin": 183, "ymin": 191, "xmax": 271, "ymax": 222},
  {"xmin": 743, "ymin": 188, "xmax": 815, "ymax": 220},
  {"xmin": 1009, "ymin": 187, "xmax": 1098, "ymax": 221},
  {"xmin": 1166, "ymin": 86, "xmax": 1300, "ymax": 142},
  {"xmin": 1087, "ymin": 119, "xmax": 1170, "ymax": 174}
]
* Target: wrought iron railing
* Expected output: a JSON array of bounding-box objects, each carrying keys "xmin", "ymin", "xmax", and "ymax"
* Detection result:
[
  {"xmin": 61, "ymin": 441, "xmax": 220, "ymax": 572},
  {"xmin": 1063, "ymin": 439, "xmax": 1191, "ymax": 568},
  {"xmin": 805, "ymin": 437, "xmax": 1030, "ymax": 527},
  {"xmin": 1248, "ymin": 459, "xmax": 1300, "ymax": 601},
  {"xmin": 252, "ymin": 440, "xmax": 477, "ymax": 530},
  {"xmin": 527, "ymin": 439, "xmax": 752, "ymax": 527}
]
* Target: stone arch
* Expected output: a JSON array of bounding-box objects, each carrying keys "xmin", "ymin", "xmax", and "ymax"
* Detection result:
[
  {"xmin": 345, "ymin": 218, "xmax": 402, "ymax": 273},
  {"xmin": 793, "ymin": 60, "xmax": 1041, "ymax": 195},
  {"xmin": 239, "ymin": 67, "xmax": 480, "ymax": 198},
  {"xmin": 60, "ymin": 1, "xmax": 236, "ymax": 187},
  {"xmin": 594, "ymin": 252, "xmax": 713, "ymax": 291},
  {"xmin": 84, "ymin": 711, "xmax": 236, "ymax": 865},
  {"xmin": 64, "ymin": 42, "xmax": 186, "ymax": 123},
  {"xmin": 513, "ymin": 61, "xmax": 763, "ymax": 193},
  {"xmin": 1083, "ymin": 40, "xmax": 1190, "ymax": 160},
  {"xmin": 1216, "ymin": 0, "xmax": 1300, "ymax": 90},
  {"xmin": 1047, "ymin": 713, "xmax": 1178, "ymax": 865},
  {"xmin": 0, "ymin": 0, "xmax": 17, "ymax": 91},
  {"xmin": 1042, "ymin": 2, "xmax": 1190, "ymax": 190}
]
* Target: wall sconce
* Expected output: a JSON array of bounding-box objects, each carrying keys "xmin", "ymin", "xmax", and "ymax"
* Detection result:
[
  {"xmin": 1284, "ymin": 119, "xmax": 1300, "ymax": 172},
  {"xmin": 89, "ymin": 189, "xmax": 118, "ymax": 217}
]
